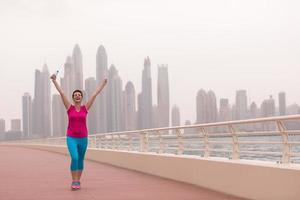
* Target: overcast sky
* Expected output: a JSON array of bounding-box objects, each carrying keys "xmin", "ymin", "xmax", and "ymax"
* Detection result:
[{"xmin": 0, "ymin": 0, "xmax": 300, "ymax": 129}]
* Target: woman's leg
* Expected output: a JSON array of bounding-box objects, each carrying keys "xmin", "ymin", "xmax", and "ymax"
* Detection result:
[
  {"xmin": 66, "ymin": 137, "xmax": 79, "ymax": 181},
  {"xmin": 77, "ymin": 137, "xmax": 88, "ymax": 181}
]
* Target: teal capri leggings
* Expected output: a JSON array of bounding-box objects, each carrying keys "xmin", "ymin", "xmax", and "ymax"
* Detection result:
[{"xmin": 66, "ymin": 136, "xmax": 88, "ymax": 171}]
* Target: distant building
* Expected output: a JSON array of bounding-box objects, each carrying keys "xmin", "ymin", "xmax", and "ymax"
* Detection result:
[
  {"xmin": 171, "ymin": 105, "xmax": 181, "ymax": 127},
  {"xmin": 171, "ymin": 105, "xmax": 181, "ymax": 134},
  {"xmin": 22, "ymin": 93, "xmax": 32, "ymax": 138},
  {"xmin": 96, "ymin": 45, "xmax": 108, "ymax": 133},
  {"xmin": 32, "ymin": 64, "xmax": 51, "ymax": 138},
  {"xmin": 261, "ymin": 95, "xmax": 275, "ymax": 117},
  {"xmin": 107, "ymin": 65, "xmax": 123, "ymax": 132},
  {"xmin": 124, "ymin": 81, "xmax": 136, "ymax": 131},
  {"xmin": 0, "ymin": 119, "xmax": 5, "ymax": 133},
  {"xmin": 278, "ymin": 92, "xmax": 286, "ymax": 116},
  {"xmin": 196, "ymin": 89, "xmax": 207, "ymax": 123},
  {"xmin": 11, "ymin": 119, "xmax": 21, "ymax": 132},
  {"xmin": 219, "ymin": 98, "xmax": 231, "ymax": 122},
  {"xmin": 157, "ymin": 65, "xmax": 169, "ymax": 127},
  {"xmin": 138, "ymin": 57, "xmax": 153, "ymax": 129},
  {"xmin": 85, "ymin": 77, "xmax": 97, "ymax": 134},
  {"xmin": 206, "ymin": 90, "xmax": 218, "ymax": 123},
  {"xmin": 235, "ymin": 90, "xmax": 248, "ymax": 120},
  {"xmin": 72, "ymin": 44, "xmax": 83, "ymax": 91}
]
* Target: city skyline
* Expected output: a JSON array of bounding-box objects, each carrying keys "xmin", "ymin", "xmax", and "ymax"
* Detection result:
[
  {"xmin": 2, "ymin": 44, "xmax": 300, "ymax": 137},
  {"xmin": 1, "ymin": 44, "xmax": 300, "ymax": 133},
  {"xmin": 1, "ymin": 0, "xmax": 300, "ymax": 129}
]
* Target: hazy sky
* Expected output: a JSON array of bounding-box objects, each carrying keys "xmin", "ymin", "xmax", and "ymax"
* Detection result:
[{"xmin": 1, "ymin": 0, "xmax": 300, "ymax": 129}]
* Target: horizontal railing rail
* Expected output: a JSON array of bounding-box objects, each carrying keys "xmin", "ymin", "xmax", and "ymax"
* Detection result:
[{"xmin": 3, "ymin": 114, "xmax": 300, "ymax": 164}]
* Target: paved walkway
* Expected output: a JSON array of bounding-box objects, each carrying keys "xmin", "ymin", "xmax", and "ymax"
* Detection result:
[{"xmin": 0, "ymin": 145, "xmax": 246, "ymax": 200}]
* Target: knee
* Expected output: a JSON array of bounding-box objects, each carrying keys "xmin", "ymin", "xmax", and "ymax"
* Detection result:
[{"xmin": 71, "ymin": 156, "xmax": 79, "ymax": 163}]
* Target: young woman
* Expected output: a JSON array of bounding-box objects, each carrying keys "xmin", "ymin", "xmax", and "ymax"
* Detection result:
[{"xmin": 50, "ymin": 73, "xmax": 107, "ymax": 190}]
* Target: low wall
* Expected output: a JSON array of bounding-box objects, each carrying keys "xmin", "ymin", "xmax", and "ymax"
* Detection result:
[{"xmin": 14, "ymin": 144, "xmax": 300, "ymax": 200}]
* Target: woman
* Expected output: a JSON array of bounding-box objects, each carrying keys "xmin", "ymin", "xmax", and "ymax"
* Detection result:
[{"xmin": 50, "ymin": 73, "xmax": 107, "ymax": 190}]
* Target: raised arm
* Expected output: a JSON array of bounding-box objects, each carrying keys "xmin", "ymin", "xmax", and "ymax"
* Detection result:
[
  {"xmin": 50, "ymin": 74, "xmax": 71, "ymax": 110},
  {"xmin": 86, "ymin": 79, "xmax": 108, "ymax": 110}
]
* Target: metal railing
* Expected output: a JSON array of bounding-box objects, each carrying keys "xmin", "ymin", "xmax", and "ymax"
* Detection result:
[{"xmin": 7, "ymin": 115, "xmax": 300, "ymax": 164}]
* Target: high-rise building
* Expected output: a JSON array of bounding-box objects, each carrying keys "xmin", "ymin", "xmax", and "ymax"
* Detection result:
[
  {"xmin": 72, "ymin": 44, "xmax": 83, "ymax": 91},
  {"xmin": 11, "ymin": 119, "xmax": 21, "ymax": 132},
  {"xmin": 85, "ymin": 77, "xmax": 97, "ymax": 134},
  {"xmin": 157, "ymin": 65, "xmax": 169, "ymax": 127},
  {"xmin": 124, "ymin": 81, "xmax": 136, "ymax": 131},
  {"xmin": 52, "ymin": 94, "xmax": 65, "ymax": 137},
  {"xmin": 96, "ymin": 45, "xmax": 108, "ymax": 133},
  {"xmin": 261, "ymin": 95, "xmax": 275, "ymax": 117},
  {"xmin": 107, "ymin": 65, "xmax": 123, "ymax": 132},
  {"xmin": 206, "ymin": 90, "xmax": 217, "ymax": 123},
  {"xmin": 279, "ymin": 92, "xmax": 286, "ymax": 116},
  {"xmin": 219, "ymin": 98, "xmax": 230, "ymax": 122},
  {"xmin": 250, "ymin": 102, "xmax": 259, "ymax": 119},
  {"xmin": 22, "ymin": 93, "xmax": 32, "ymax": 138},
  {"xmin": 249, "ymin": 102, "xmax": 259, "ymax": 131},
  {"xmin": 260, "ymin": 96, "xmax": 276, "ymax": 131},
  {"xmin": 171, "ymin": 105, "xmax": 181, "ymax": 127},
  {"xmin": 235, "ymin": 90, "xmax": 248, "ymax": 120},
  {"xmin": 152, "ymin": 105, "xmax": 159, "ymax": 128},
  {"xmin": 0, "ymin": 119, "xmax": 5, "ymax": 133},
  {"xmin": 138, "ymin": 57, "xmax": 153, "ymax": 129},
  {"xmin": 61, "ymin": 56, "xmax": 75, "ymax": 99},
  {"xmin": 196, "ymin": 89, "xmax": 207, "ymax": 123},
  {"xmin": 32, "ymin": 64, "xmax": 51, "ymax": 138}
]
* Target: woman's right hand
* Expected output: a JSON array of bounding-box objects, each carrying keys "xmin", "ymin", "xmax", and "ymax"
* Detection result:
[{"xmin": 50, "ymin": 74, "xmax": 57, "ymax": 81}]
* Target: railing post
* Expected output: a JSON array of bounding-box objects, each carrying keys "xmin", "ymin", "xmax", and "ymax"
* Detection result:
[
  {"xmin": 128, "ymin": 134, "xmax": 133, "ymax": 151},
  {"xmin": 276, "ymin": 121, "xmax": 290, "ymax": 164},
  {"xmin": 176, "ymin": 129, "xmax": 183, "ymax": 155},
  {"xmin": 199, "ymin": 127, "xmax": 210, "ymax": 158},
  {"xmin": 158, "ymin": 130, "xmax": 164, "ymax": 154},
  {"xmin": 117, "ymin": 134, "xmax": 121, "ymax": 150},
  {"xmin": 140, "ymin": 132, "xmax": 148, "ymax": 152},
  {"xmin": 112, "ymin": 135, "xmax": 115, "ymax": 150},
  {"xmin": 228, "ymin": 124, "xmax": 240, "ymax": 160}
]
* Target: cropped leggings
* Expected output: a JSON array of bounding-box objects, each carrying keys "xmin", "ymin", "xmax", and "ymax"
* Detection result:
[{"xmin": 66, "ymin": 136, "xmax": 88, "ymax": 171}]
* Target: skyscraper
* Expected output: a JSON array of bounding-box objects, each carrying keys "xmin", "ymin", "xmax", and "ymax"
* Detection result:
[
  {"xmin": 171, "ymin": 105, "xmax": 181, "ymax": 127},
  {"xmin": 61, "ymin": 56, "xmax": 75, "ymax": 99},
  {"xmin": 260, "ymin": 96, "xmax": 276, "ymax": 131},
  {"xmin": 206, "ymin": 90, "xmax": 218, "ymax": 123},
  {"xmin": 152, "ymin": 105, "xmax": 159, "ymax": 128},
  {"xmin": 11, "ymin": 119, "xmax": 21, "ymax": 132},
  {"xmin": 22, "ymin": 92, "xmax": 32, "ymax": 138},
  {"xmin": 138, "ymin": 57, "xmax": 153, "ymax": 129},
  {"xmin": 124, "ymin": 81, "xmax": 136, "ymax": 131},
  {"xmin": 279, "ymin": 92, "xmax": 286, "ymax": 116},
  {"xmin": 0, "ymin": 119, "xmax": 5, "ymax": 133},
  {"xmin": 96, "ymin": 45, "xmax": 108, "ymax": 133},
  {"xmin": 261, "ymin": 95, "xmax": 275, "ymax": 117},
  {"xmin": 157, "ymin": 65, "xmax": 169, "ymax": 127},
  {"xmin": 52, "ymin": 94, "xmax": 65, "ymax": 137},
  {"xmin": 107, "ymin": 65, "xmax": 123, "ymax": 132},
  {"xmin": 72, "ymin": 44, "xmax": 83, "ymax": 91},
  {"xmin": 32, "ymin": 64, "xmax": 51, "ymax": 138},
  {"xmin": 235, "ymin": 90, "xmax": 248, "ymax": 120},
  {"xmin": 249, "ymin": 102, "xmax": 259, "ymax": 131},
  {"xmin": 250, "ymin": 102, "xmax": 259, "ymax": 119},
  {"xmin": 219, "ymin": 98, "xmax": 230, "ymax": 122},
  {"xmin": 85, "ymin": 77, "xmax": 97, "ymax": 134},
  {"xmin": 196, "ymin": 89, "xmax": 207, "ymax": 124}
]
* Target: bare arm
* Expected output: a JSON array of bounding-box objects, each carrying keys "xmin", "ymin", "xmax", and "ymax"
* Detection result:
[
  {"xmin": 86, "ymin": 79, "xmax": 108, "ymax": 110},
  {"xmin": 50, "ymin": 74, "xmax": 71, "ymax": 110}
]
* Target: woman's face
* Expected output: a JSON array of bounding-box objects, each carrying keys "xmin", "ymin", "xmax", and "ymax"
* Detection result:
[{"xmin": 72, "ymin": 92, "xmax": 82, "ymax": 103}]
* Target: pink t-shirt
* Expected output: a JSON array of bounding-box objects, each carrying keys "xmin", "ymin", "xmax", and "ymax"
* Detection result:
[{"xmin": 67, "ymin": 105, "xmax": 88, "ymax": 138}]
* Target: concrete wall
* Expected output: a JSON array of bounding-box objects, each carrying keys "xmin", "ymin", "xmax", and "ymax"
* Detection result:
[{"xmin": 14, "ymin": 144, "xmax": 300, "ymax": 200}]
